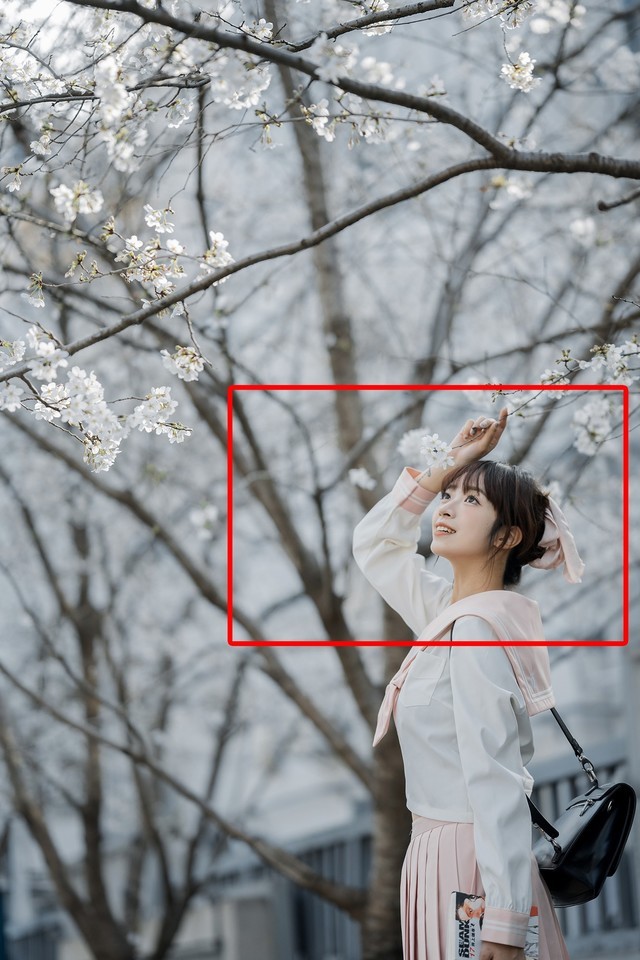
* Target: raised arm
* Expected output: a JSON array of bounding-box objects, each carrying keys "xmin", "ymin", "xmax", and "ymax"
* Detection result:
[
  {"xmin": 352, "ymin": 466, "xmax": 452, "ymax": 636},
  {"xmin": 352, "ymin": 408, "xmax": 510, "ymax": 636}
]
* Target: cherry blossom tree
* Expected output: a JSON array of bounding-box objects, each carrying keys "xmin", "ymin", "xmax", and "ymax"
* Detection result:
[{"xmin": 1, "ymin": 1, "xmax": 639, "ymax": 959}]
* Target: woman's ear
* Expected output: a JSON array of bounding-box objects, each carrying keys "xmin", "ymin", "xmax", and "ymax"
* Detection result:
[{"xmin": 495, "ymin": 526, "xmax": 523, "ymax": 550}]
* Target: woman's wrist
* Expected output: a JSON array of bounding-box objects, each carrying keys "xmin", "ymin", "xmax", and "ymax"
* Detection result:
[{"xmin": 416, "ymin": 461, "xmax": 459, "ymax": 495}]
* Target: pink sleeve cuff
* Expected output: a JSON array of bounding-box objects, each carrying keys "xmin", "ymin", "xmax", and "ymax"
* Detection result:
[
  {"xmin": 390, "ymin": 467, "xmax": 437, "ymax": 515},
  {"xmin": 481, "ymin": 905, "xmax": 531, "ymax": 949}
]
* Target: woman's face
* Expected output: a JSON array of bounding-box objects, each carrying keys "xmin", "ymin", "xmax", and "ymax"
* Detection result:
[
  {"xmin": 460, "ymin": 896, "xmax": 485, "ymax": 920},
  {"xmin": 431, "ymin": 477, "xmax": 500, "ymax": 562}
]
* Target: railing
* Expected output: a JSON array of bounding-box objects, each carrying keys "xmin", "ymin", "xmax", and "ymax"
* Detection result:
[
  {"xmin": 289, "ymin": 826, "xmax": 370, "ymax": 960},
  {"xmin": 6, "ymin": 927, "xmax": 58, "ymax": 960}
]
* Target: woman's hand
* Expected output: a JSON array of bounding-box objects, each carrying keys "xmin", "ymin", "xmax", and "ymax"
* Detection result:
[
  {"xmin": 449, "ymin": 406, "xmax": 509, "ymax": 466},
  {"xmin": 416, "ymin": 406, "xmax": 509, "ymax": 493},
  {"xmin": 480, "ymin": 941, "xmax": 525, "ymax": 960}
]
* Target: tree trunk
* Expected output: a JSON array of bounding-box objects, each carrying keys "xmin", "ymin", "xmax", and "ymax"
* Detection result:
[{"xmin": 361, "ymin": 609, "xmax": 415, "ymax": 960}]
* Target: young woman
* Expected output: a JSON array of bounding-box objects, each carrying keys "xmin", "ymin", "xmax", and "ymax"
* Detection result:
[{"xmin": 353, "ymin": 408, "xmax": 583, "ymax": 960}]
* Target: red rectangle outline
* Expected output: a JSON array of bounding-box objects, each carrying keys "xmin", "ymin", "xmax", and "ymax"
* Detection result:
[{"xmin": 227, "ymin": 383, "xmax": 629, "ymax": 648}]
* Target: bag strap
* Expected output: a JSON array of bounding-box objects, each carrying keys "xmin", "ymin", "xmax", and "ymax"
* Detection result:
[
  {"xmin": 527, "ymin": 796, "xmax": 559, "ymax": 839},
  {"xmin": 527, "ymin": 707, "xmax": 599, "ymax": 837},
  {"xmin": 549, "ymin": 707, "xmax": 599, "ymax": 786}
]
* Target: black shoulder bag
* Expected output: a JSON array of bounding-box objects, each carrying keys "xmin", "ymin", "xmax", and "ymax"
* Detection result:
[{"xmin": 527, "ymin": 707, "xmax": 637, "ymax": 908}]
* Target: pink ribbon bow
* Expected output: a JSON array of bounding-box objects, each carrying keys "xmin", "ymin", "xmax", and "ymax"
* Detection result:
[{"xmin": 529, "ymin": 495, "xmax": 585, "ymax": 583}]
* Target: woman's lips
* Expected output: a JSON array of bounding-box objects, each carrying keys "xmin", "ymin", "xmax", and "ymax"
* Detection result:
[{"xmin": 433, "ymin": 525, "xmax": 455, "ymax": 536}]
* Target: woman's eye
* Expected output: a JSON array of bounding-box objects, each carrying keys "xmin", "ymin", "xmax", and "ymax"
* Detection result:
[{"xmin": 466, "ymin": 494, "xmax": 478, "ymax": 503}]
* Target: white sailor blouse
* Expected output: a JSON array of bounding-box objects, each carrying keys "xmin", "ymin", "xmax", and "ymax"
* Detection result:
[{"xmin": 353, "ymin": 466, "xmax": 558, "ymax": 950}]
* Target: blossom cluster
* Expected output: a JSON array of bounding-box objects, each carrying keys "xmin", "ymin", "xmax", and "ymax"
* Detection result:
[
  {"xmin": 500, "ymin": 51, "xmax": 541, "ymax": 93},
  {"xmin": 114, "ymin": 233, "xmax": 186, "ymax": 298},
  {"xmin": 50, "ymin": 181, "xmax": 104, "ymax": 224},
  {"xmin": 302, "ymin": 91, "xmax": 397, "ymax": 148},
  {"xmin": 161, "ymin": 345, "xmax": 206, "ymax": 382},
  {"xmin": 571, "ymin": 396, "xmax": 614, "ymax": 456},
  {"xmin": 43, "ymin": 210, "xmax": 234, "ymax": 307},
  {"xmin": 576, "ymin": 340, "xmax": 640, "ymax": 388},
  {"xmin": 0, "ymin": 328, "xmax": 192, "ymax": 472},
  {"xmin": 200, "ymin": 231, "xmax": 235, "ymax": 280},
  {"xmin": 462, "ymin": 0, "xmax": 536, "ymax": 29},
  {"xmin": 307, "ymin": 33, "xmax": 359, "ymax": 85},
  {"xmin": 461, "ymin": 0, "xmax": 583, "ymax": 95},
  {"xmin": 419, "ymin": 434, "xmax": 455, "ymax": 475},
  {"xmin": 487, "ymin": 174, "xmax": 534, "ymax": 208},
  {"xmin": 530, "ymin": 0, "xmax": 585, "ymax": 34},
  {"xmin": 462, "ymin": 337, "xmax": 638, "ymax": 459},
  {"xmin": 0, "ymin": 5, "xmax": 277, "ymax": 192},
  {"xmin": 361, "ymin": 0, "xmax": 396, "ymax": 36},
  {"xmin": 94, "ymin": 55, "xmax": 150, "ymax": 173}
]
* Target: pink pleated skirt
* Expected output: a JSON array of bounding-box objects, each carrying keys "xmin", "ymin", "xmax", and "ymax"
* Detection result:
[{"xmin": 401, "ymin": 815, "xmax": 571, "ymax": 960}]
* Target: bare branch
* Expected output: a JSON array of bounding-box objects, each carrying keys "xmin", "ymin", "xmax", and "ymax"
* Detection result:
[
  {"xmin": 0, "ymin": 659, "xmax": 367, "ymax": 918},
  {"xmin": 289, "ymin": 0, "xmax": 456, "ymax": 49},
  {"xmin": 59, "ymin": 0, "xmax": 640, "ymax": 171},
  {"xmin": 598, "ymin": 185, "xmax": 640, "ymax": 211},
  {"xmin": 1, "ymin": 158, "xmax": 500, "ymax": 386}
]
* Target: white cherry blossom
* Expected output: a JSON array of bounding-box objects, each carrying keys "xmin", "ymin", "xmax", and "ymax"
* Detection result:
[
  {"xmin": 241, "ymin": 18, "xmax": 274, "ymax": 41},
  {"xmin": 128, "ymin": 386, "xmax": 179, "ymax": 434},
  {"xmin": 361, "ymin": 0, "xmax": 396, "ymax": 36},
  {"xmin": 30, "ymin": 131, "xmax": 52, "ymax": 156},
  {"xmin": 50, "ymin": 181, "xmax": 104, "ymax": 224},
  {"xmin": 83, "ymin": 436, "xmax": 121, "ymax": 472},
  {"xmin": 397, "ymin": 428, "xmax": 428, "ymax": 463},
  {"xmin": 0, "ymin": 338, "xmax": 26, "ymax": 369},
  {"xmin": 308, "ymin": 33, "xmax": 358, "ymax": 85},
  {"xmin": 462, "ymin": 0, "xmax": 535, "ymax": 27},
  {"xmin": 200, "ymin": 231, "xmax": 234, "ymax": 279},
  {"xmin": 144, "ymin": 205, "xmax": 175, "ymax": 234},
  {"xmin": 166, "ymin": 97, "xmax": 194, "ymax": 128},
  {"xmin": 569, "ymin": 217, "xmax": 596, "ymax": 248},
  {"xmin": 1, "ymin": 165, "xmax": 22, "ymax": 192},
  {"xmin": 206, "ymin": 54, "xmax": 272, "ymax": 110},
  {"xmin": 500, "ymin": 52, "xmax": 541, "ymax": 93},
  {"xmin": 531, "ymin": 0, "xmax": 585, "ymax": 32},
  {"xmin": 0, "ymin": 383, "xmax": 24, "ymax": 411},
  {"xmin": 29, "ymin": 341, "xmax": 70, "ymax": 382},
  {"xmin": 572, "ymin": 396, "xmax": 614, "ymax": 456},
  {"xmin": 161, "ymin": 346, "xmax": 205, "ymax": 382},
  {"xmin": 360, "ymin": 56, "xmax": 394, "ymax": 87},
  {"xmin": 303, "ymin": 99, "xmax": 336, "ymax": 142},
  {"xmin": 419, "ymin": 434, "xmax": 455, "ymax": 475},
  {"xmin": 349, "ymin": 467, "xmax": 377, "ymax": 490},
  {"xmin": 189, "ymin": 504, "xmax": 220, "ymax": 540}
]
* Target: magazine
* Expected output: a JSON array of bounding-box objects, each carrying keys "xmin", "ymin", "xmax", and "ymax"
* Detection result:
[{"xmin": 446, "ymin": 891, "xmax": 539, "ymax": 960}]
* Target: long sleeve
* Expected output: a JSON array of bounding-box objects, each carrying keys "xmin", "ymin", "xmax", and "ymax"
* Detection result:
[
  {"xmin": 450, "ymin": 616, "xmax": 534, "ymax": 949},
  {"xmin": 352, "ymin": 467, "xmax": 452, "ymax": 636}
]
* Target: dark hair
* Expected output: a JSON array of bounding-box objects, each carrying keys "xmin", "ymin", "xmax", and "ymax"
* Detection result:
[{"xmin": 440, "ymin": 459, "xmax": 549, "ymax": 587}]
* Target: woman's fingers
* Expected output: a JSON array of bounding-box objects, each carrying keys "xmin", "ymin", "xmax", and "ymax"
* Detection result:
[
  {"xmin": 452, "ymin": 407, "xmax": 509, "ymax": 457},
  {"xmin": 473, "ymin": 407, "xmax": 508, "ymax": 439},
  {"xmin": 487, "ymin": 406, "xmax": 509, "ymax": 443}
]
